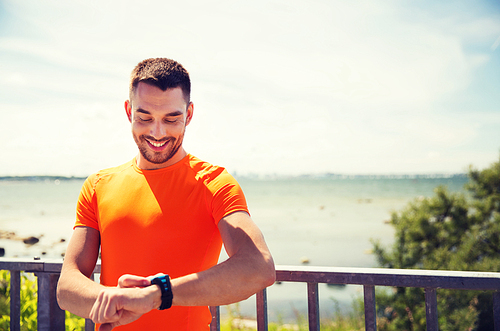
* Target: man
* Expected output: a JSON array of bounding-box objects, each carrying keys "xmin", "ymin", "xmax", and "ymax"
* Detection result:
[{"xmin": 56, "ymin": 58, "xmax": 276, "ymax": 331}]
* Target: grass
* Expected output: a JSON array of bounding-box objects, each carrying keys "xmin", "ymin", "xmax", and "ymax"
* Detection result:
[{"xmin": 220, "ymin": 298, "xmax": 366, "ymax": 331}]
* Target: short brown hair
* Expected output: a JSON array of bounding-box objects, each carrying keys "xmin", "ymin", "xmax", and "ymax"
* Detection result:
[{"xmin": 129, "ymin": 58, "xmax": 191, "ymax": 103}]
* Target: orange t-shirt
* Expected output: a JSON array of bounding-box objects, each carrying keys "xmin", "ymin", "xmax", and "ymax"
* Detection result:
[{"xmin": 75, "ymin": 154, "xmax": 249, "ymax": 330}]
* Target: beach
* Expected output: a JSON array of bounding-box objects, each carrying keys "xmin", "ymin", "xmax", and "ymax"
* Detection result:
[{"xmin": 0, "ymin": 174, "xmax": 468, "ymax": 319}]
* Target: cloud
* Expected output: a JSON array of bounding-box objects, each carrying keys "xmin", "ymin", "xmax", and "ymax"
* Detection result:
[
  {"xmin": 1, "ymin": 0, "xmax": 499, "ymax": 175},
  {"xmin": 492, "ymin": 35, "xmax": 500, "ymax": 50}
]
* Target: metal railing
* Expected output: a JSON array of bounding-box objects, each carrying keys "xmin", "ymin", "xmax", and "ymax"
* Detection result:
[{"xmin": 2, "ymin": 258, "xmax": 500, "ymax": 330}]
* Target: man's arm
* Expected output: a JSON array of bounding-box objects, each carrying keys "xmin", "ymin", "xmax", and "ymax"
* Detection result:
[
  {"xmin": 56, "ymin": 227, "xmax": 159, "ymax": 320},
  {"xmin": 57, "ymin": 226, "xmax": 104, "ymax": 317},
  {"xmin": 71, "ymin": 211, "xmax": 275, "ymax": 328},
  {"xmin": 169, "ymin": 211, "xmax": 276, "ymax": 306}
]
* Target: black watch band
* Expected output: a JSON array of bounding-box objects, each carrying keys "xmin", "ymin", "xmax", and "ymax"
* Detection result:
[{"xmin": 150, "ymin": 274, "xmax": 173, "ymax": 310}]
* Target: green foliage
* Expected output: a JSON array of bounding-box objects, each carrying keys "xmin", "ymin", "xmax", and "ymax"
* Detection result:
[
  {"xmin": 0, "ymin": 270, "xmax": 85, "ymax": 331},
  {"xmin": 320, "ymin": 297, "xmax": 365, "ymax": 330},
  {"xmin": 220, "ymin": 299, "xmax": 366, "ymax": 331},
  {"xmin": 372, "ymin": 155, "xmax": 500, "ymax": 330},
  {"xmin": 0, "ymin": 270, "xmax": 37, "ymax": 331},
  {"xmin": 65, "ymin": 311, "xmax": 86, "ymax": 331}
]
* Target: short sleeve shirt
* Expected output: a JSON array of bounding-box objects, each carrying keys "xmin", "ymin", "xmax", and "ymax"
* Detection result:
[{"xmin": 75, "ymin": 154, "xmax": 249, "ymax": 330}]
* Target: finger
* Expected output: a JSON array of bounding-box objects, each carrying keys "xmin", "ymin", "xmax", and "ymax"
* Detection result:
[
  {"xmin": 89, "ymin": 294, "xmax": 103, "ymax": 323},
  {"xmin": 99, "ymin": 323, "xmax": 114, "ymax": 331},
  {"xmin": 102, "ymin": 296, "xmax": 122, "ymax": 322},
  {"xmin": 93, "ymin": 292, "xmax": 120, "ymax": 324},
  {"xmin": 118, "ymin": 274, "xmax": 150, "ymax": 288}
]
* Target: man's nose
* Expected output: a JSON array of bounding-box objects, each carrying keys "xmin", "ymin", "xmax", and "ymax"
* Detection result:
[{"xmin": 150, "ymin": 121, "xmax": 166, "ymax": 139}]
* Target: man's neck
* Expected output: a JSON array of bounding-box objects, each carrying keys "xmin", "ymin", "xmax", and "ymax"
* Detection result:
[{"xmin": 135, "ymin": 149, "xmax": 188, "ymax": 170}]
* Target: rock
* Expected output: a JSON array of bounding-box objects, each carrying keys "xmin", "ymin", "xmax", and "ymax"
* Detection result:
[{"xmin": 23, "ymin": 236, "xmax": 40, "ymax": 245}]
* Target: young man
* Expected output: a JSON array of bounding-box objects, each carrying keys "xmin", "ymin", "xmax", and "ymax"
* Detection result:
[{"xmin": 57, "ymin": 58, "xmax": 275, "ymax": 331}]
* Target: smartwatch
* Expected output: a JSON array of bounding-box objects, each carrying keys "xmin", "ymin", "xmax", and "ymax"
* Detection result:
[{"xmin": 150, "ymin": 274, "xmax": 173, "ymax": 310}]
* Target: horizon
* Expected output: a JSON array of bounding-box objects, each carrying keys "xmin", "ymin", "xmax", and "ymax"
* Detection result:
[
  {"xmin": 0, "ymin": 171, "xmax": 470, "ymax": 181},
  {"xmin": 1, "ymin": 0, "xmax": 499, "ymax": 177}
]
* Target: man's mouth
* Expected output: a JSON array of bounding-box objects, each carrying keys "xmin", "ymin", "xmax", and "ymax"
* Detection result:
[{"xmin": 145, "ymin": 138, "xmax": 169, "ymax": 149}]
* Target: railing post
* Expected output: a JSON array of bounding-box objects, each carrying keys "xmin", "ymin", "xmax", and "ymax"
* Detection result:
[
  {"xmin": 10, "ymin": 270, "xmax": 21, "ymax": 331},
  {"xmin": 257, "ymin": 288, "xmax": 268, "ymax": 331},
  {"xmin": 425, "ymin": 288, "xmax": 438, "ymax": 331},
  {"xmin": 363, "ymin": 285, "xmax": 377, "ymax": 331},
  {"xmin": 307, "ymin": 282, "xmax": 319, "ymax": 331},
  {"xmin": 85, "ymin": 318, "xmax": 95, "ymax": 331},
  {"xmin": 36, "ymin": 272, "xmax": 65, "ymax": 331},
  {"xmin": 493, "ymin": 291, "xmax": 500, "ymax": 331},
  {"xmin": 209, "ymin": 306, "xmax": 220, "ymax": 331}
]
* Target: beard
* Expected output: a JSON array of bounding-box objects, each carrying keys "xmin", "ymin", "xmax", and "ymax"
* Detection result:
[{"xmin": 133, "ymin": 132, "xmax": 185, "ymax": 165}]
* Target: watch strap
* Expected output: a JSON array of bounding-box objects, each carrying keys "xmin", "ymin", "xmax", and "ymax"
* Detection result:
[{"xmin": 150, "ymin": 274, "xmax": 173, "ymax": 310}]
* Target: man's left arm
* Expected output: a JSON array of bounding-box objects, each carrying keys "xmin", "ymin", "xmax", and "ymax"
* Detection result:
[
  {"xmin": 90, "ymin": 211, "xmax": 275, "ymax": 327},
  {"xmin": 169, "ymin": 211, "xmax": 275, "ymax": 306}
]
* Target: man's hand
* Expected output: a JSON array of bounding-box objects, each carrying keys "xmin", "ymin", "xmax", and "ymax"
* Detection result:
[
  {"xmin": 89, "ymin": 275, "xmax": 160, "ymax": 331},
  {"xmin": 117, "ymin": 274, "xmax": 151, "ymax": 289}
]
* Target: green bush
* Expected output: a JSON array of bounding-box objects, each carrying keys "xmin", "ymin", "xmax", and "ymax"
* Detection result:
[
  {"xmin": 372, "ymin": 155, "xmax": 500, "ymax": 330},
  {"xmin": 0, "ymin": 270, "xmax": 85, "ymax": 331}
]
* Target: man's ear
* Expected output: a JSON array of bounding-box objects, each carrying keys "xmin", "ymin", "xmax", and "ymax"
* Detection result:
[
  {"xmin": 186, "ymin": 102, "xmax": 194, "ymax": 126},
  {"xmin": 125, "ymin": 100, "xmax": 132, "ymax": 123}
]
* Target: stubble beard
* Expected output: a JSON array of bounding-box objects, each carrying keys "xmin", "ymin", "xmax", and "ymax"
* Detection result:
[{"xmin": 134, "ymin": 132, "xmax": 185, "ymax": 165}]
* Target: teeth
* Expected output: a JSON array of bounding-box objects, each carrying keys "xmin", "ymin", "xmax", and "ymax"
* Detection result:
[{"xmin": 148, "ymin": 140, "xmax": 167, "ymax": 148}]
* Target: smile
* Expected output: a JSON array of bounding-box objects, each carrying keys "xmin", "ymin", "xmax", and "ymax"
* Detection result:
[{"xmin": 146, "ymin": 138, "xmax": 168, "ymax": 148}]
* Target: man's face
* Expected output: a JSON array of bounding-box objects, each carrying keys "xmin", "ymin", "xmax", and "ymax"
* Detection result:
[{"xmin": 125, "ymin": 82, "xmax": 193, "ymax": 170}]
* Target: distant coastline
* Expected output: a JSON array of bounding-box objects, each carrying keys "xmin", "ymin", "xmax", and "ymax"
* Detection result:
[
  {"xmin": 238, "ymin": 172, "xmax": 468, "ymax": 180},
  {"xmin": 0, "ymin": 175, "xmax": 86, "ymax": 182},
  {"xmin": 0, "ymin": 173, "xmax": 468, "ymax": 182}
]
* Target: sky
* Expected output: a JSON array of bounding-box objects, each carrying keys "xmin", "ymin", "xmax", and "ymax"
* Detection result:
[{"xmin": 0, "ymin": 0, "xmax": 499, "ymax": 177}]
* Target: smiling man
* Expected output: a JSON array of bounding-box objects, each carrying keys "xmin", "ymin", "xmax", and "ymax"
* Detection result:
[{"xmin": 56, "ymin": 58, "xmax": 275, "ymax": 331}]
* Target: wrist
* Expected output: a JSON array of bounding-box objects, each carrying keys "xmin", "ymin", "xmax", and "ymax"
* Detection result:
[
  {"xmin": 148, "ymin": 285, "xmax": 161, "ymax": 309},
  {"xmin": 145, "ymin": 282, "xmax": 162, "ymax": 310},
  {"xmin": 150, "ymin": 274, "xmax": 174, "ymax": 310}
]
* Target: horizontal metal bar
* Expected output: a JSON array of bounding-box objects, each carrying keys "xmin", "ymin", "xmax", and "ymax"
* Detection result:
[
  {"xmin": 276, "ymin": 265, "xmax": 500, "ymax": 291},
  {"xmin": 0, "ymin": 258, "xmax": 45, "ymax": 272},
  {"xmin": 2, "ymin": 258, "xmax": 499, "ymax": 291},
  {"xmin": 0, "ymin": 258, "xmax": 101, "ymax": 273},
  {"xmin": 2, "ymin": 258, "xmax": 499, "ymax": 293}
]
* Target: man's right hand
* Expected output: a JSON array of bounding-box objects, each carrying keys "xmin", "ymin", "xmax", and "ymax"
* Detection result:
[{"xmin": 90, "ymin": 275, "xmax": 161, "ymax": 331}]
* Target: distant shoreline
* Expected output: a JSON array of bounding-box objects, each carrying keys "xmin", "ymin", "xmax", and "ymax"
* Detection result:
[
  {"xmin": 0, "ymin": 173, "xmax": 468, "ymax": 182},
  {"xmin": 0, "ymin": 176, "xmax": 86, "ymax": 182}
]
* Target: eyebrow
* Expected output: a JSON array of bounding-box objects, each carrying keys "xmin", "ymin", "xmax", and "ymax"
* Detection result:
[{"xmin": 136, "ymin": 108, "xmax": 184, "ymax": 117}]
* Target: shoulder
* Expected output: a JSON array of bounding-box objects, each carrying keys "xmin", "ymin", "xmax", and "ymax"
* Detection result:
[
  {"xmin": 186, "ymin": 155, "xmax": 245, "ymax": 201},
  {"xmin": 186, "ymin": 155, "xmax": 235, "ymax": 185},
  {"xmin": 84, "ymin": 159, "xmax": 135, "ymax": 190}
]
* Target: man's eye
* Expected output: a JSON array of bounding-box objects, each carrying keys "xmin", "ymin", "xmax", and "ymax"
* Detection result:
[
  {"xmin": 164, "ymin": 118, "xmax": 177, "ymax": 123},
  {"xmin": 139, "ymin": 117, "xmax": 152, "ymax": 122}
]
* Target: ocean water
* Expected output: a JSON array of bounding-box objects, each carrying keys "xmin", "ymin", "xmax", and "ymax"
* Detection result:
[{"xmin": 0, "ymin": 175, "xmax": 468, "ymax": 319}]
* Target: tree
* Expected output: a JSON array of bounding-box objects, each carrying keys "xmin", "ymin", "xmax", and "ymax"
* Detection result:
[{"xmin": 372, "ymin": 155, "xmax": 500, "ymax": 330}]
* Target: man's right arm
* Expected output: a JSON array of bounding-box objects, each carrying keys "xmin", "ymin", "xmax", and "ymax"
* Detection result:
[
  {"xmin": 56, "ymin": 226, "xmax": 105, "ymax": 318},
  {"xmin": 57, "ymin": 226, "xmax": 161, "ymax": 330}
]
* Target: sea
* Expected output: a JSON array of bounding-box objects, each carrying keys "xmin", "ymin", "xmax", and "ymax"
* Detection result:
[{"xmin": 0, "ymin": 174, "xmax": 469, "ymax": 320}]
